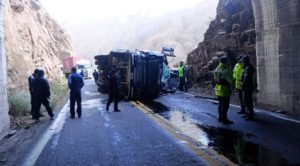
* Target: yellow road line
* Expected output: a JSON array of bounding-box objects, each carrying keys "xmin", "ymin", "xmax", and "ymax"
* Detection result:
[{"xmin": 131, "ymin": 101, "xmax": 236, "ymax": 166}]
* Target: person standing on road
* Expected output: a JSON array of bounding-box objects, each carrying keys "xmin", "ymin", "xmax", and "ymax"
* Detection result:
[
  {"xmin": 79, "ymin": 70, "xmax": 84, "ymax": 78},
  {"xmin": 93, "ymin": 69, "xmax": 99, "ymax": 84},
  {"xmin": 241, "ymin": 56, "xmax": 257, "ymax": 121},
  {"xmin": 28, "ymin": 69, "xmax": 39, "ymax": 119},
  {"xmin": 178, "ymin": 61, "xmax": 187, "ymax": 92},
  {"xmin": 68, "ymin": 67, "xmax": 84, "ymax": 119},
  {"xmin": 32, "ymin": 69, "xmax": 54, "ymax": 122},
  {"xmin": 106, "ymin": 66, "xmax": 120, "ymax": 112},
  {"xmin": 213, "ymin": 56, "xmax": 233, "ymax": 124},
  {"xmin": 233, "ymin": 55, "xmax": 246, "ymax": 114}
]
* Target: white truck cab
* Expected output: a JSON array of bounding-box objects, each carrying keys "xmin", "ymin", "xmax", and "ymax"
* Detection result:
[{"xmin": 76, "ymin": 60, "xmax": 92, "ymax": 79}]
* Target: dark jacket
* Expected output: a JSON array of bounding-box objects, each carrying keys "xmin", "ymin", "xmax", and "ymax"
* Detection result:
[
  {"xmin": 108, "ymin": 72, "xmax": 119, "ymax": 95},
  {"xmin": 93, "ymin": 71, "xmax": 99, "ymax": 79},
  {"xmin": 241, "ymin": 64, "xmax": 257, "ymax": 91},
  {"xmin": 28, "ymin": 75, "xmax": 35, "ymax": 95},
  {"xmin": 33, "ymin": 76, "xmax": 51, "ymax": 98},
  {"xmin": 68, "ymin": 72, "xmax": 84, "ymax": 92}
]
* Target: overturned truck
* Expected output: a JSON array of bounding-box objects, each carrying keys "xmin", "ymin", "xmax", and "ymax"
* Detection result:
[{"xmin": 95, "ymin": 49, "xmax": 167, "ymax": 99}]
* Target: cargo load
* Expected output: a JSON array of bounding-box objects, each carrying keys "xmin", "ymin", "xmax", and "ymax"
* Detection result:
[{"xmin": 94, "ymin": 49, "xmax": 164, "ymax": 99}]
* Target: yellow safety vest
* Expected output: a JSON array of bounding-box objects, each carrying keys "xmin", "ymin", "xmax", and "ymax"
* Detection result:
[
  {"xmin": 233, "ymin": 62, "xmax": 243, "ymax": 90},
  {"xmin": 214, "ymin": 63, "xmax": 232, "ymax": 97},
  {"xmin": 178, "ymin": 66, "xmax": 184, "ymax": 78}
]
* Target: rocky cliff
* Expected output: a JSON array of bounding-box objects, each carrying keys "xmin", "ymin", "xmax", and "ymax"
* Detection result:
[
  {"xmin": 5, "ymin": 0, "xmax": 73, "ymax": 90},
  {"xmin": 187, "ymin": 0, "xmax": 255, "ymax": 84}
]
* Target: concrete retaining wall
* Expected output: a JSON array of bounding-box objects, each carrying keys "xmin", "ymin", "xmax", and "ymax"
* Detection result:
[
  {"xmin": 252, "ymin": 0, "xmax": 300, "ymax": 115},
  {"xmin": 0, "ymin": 0, "xmax": 10, "ymax": 140}
]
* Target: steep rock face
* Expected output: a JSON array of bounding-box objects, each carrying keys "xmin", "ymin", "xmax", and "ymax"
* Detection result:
[
  {"xmin": 187, "ymin": 0, "xmax": 255, "ymax": 84},
  {"xmin": 5, "ymin": 0, "xmax": 73, "ymax": 90}
]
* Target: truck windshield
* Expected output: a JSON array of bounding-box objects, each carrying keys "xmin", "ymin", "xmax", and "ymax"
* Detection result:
[{"xmin": 77, "ymin": 64, "xmax": 90, "ymax": 69}]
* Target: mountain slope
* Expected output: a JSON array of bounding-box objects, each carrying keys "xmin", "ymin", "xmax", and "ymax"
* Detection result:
[
  {"xmin": 5, "ymin": 0, "xmax": 74, "ymax": 89},
  {"xmin": 62, "ymin": 0, "xmax": 218, "ymax": 64}
]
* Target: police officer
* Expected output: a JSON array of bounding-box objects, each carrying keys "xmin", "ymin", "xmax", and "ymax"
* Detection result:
[
  {"xmin": 28, "ymin": 69, "xmax": 39, "ymax": 119},
  {"xmin": 32, "ymin": 69, "xmax": 54, "ymax": 122},
  {"xmin": 68, "ymin": 67, "xmax": 84, "ymax": 118},
  {"xmin": 178, "ymin": 61, "xmax": 186, "ymax": 92},
  {"xmin": 106, "ymin": 66, "xmax": 120, "ymax": 112},
  {"xmin": 213, "ymin": 56, "xmax": 233, "ymax": 124},
  {"xmin": 241, "ymin": 56, "xmax": 257, "ymax": 121},
  {"xmin": 233, "ymin": 55, "xmax": 246, "ymax": 114}
]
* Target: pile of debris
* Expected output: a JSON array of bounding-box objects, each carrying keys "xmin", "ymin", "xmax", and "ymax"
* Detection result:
[{"xmin": 187, "ymin": 0, "xmax": 256, "ymax": 86}]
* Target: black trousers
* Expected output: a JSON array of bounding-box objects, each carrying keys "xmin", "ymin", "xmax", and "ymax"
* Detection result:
[
  {"xmin": 244, "ymin": 89, "xmax": 254, "ymax": 118},
  {"xmin": 237, "ymin": 89, "xmax": 245, "ymax": 112},
  {"xmin": 218, "ymin": 96, "xmax": 230, "ymax": 121},
  {"xmin": 30, "ymin": 94, "xmax": 35, "ymax": 118},
  {"xmin": 70, "ymin": 91, "xmax": 82, "ymax": 117},
  {"xmin": 34, "ymin": 97, "xmax": 53, "ymax": 120},
  {"xmin": 106, "ymin": 93, "xmax": 119, "ymax": 111},
  {"xmin": 179, "ymin": 77, "xmax": 186, "ymax": 91}
]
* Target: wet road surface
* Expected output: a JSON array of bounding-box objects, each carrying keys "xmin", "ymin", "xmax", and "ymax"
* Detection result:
[
  {"xmin": 143, "ymin": 93, "xmax": 300, "ymax": 165},
  {"xmin": 34, "ymin": 80, "xmax": 207, "ymax": 166}
]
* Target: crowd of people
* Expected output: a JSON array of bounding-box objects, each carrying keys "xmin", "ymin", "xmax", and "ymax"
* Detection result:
[
  {"xmin": 28, "ymin": 67, "xmax": 86, "ymax": 122},
  {"xmin": 28, "ymin": 53, "xmax": 256, "ymax": 124},
  {"xmin": 28, "ymin": 69, "xmax": 54, "ymax": 123},
  {"xmin": 28, "ymin": 65, "xmax": 122, "ymax": 122},
  {"xmin": 213, "ymin": 54, "xmax": 257, "ymax": 124}
]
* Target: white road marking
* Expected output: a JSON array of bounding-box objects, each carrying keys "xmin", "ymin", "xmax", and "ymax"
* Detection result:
[
  {"xmin": 23, "ymin": 101, "xmax": 69, "ymax": 166},
  {"xmin": 84, "ymin": 91, "xmax": 99, "ymax": 96},
  {"xmin": 184, "ymin": 93, "xmax": 300, "ymax": 124}
]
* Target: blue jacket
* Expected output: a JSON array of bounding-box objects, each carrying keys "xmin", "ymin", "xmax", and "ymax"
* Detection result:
[{"xmin": 68, "ymin": 72, "xmax": 84, "ymax": 92}]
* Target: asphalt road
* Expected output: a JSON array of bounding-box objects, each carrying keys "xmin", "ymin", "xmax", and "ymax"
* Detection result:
[
  {"xmin": 6, "ymin": 79, "xmax": 298, "ymax": 166},
  {"xmin": 34, "ymin": 80, "xmax": 207, "ymax": 166},
  {"xmin": 148, "ymin": 92, "xmax": 300, "ymax": 165}
]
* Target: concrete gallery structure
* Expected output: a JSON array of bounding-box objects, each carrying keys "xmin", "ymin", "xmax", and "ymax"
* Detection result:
[
  {"xmin": 0, "ymin": 0, "xmax": 10, "ymax": 140},
  {"xmin": 252, "ymin": 0, "xmax": 300, "ymax": 115}
]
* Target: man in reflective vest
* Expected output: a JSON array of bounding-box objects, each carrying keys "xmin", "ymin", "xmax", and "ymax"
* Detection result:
[
  {"xmin": 214, "ymin": 56, "xmax": 233, "ymax": 124},
  {"xmin": 178, "ymin": 61, "xmax": 186, "ymax": 92},
  {"xmin": 233, "ymin": 55, "xmax": 246, "ymax": 114}
]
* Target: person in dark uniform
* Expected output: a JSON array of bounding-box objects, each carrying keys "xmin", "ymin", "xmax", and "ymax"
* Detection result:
[
  {"xmin": 93, "ymin": 69, "xmax": 99, "ymax": 84},
  {"xmin": 80, "ymin": 70, "xmax": 84, "ymax": 77},
  {"xmin": 28, "ymin": 69, "xmax": 39, "ymax": 119},
  {"xmin": 68, "ymin": 67, "xmax": 84, "ymax": 119},
  {"xmin": 106, "ymin": 67, "xmax": 120, "ymax": 112},
  {"xmin": 241, "ymin": 56, "xmax": 257, "ymax": 121},
  {"xmin": 32, "ymin": 69, "xmax": 54, "ymax": 122}
]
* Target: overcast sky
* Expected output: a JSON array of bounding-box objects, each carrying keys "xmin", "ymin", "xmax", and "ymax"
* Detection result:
[{"xmin": 41, "ymin": 0, "xmax": 207, "ymax": 23}]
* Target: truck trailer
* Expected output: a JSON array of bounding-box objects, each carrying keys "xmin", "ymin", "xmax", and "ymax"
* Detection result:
[
  {"xmin": 62, "ymin": 56, "xmax": 93, "ymax": 79},
  {"xmin": 95, "ymin": 49, "xmax": 164, "ymax": 99}
]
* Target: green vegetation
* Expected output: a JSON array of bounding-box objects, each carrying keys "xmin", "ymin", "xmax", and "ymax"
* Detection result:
[
  {"xmin": 8, "ymin": 90, "xmax": 30, "ymax": 116},
  {"xmin": 234, "ymin": 139, "xmax": 245, "ymax": 165},
  {"xmin": 49, "ymin": 79, "xmax": 68, "ymax": 110},
  {"xmin": 8, "ymin": 78, "xmax": 68, "ymax": 117}
]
